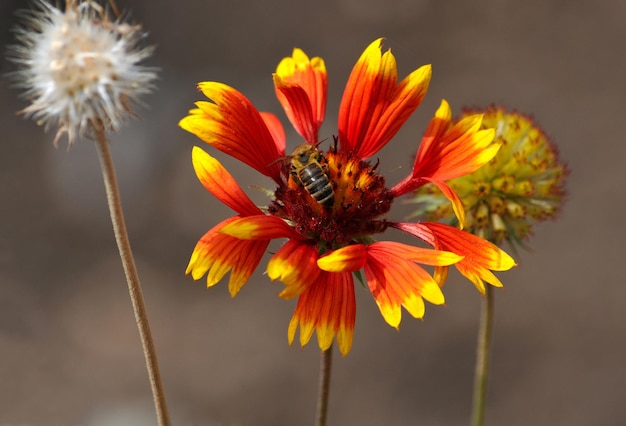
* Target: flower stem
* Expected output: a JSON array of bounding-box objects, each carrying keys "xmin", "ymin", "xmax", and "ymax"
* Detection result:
[
  {"xmin": 94, "ymin": 128, "xmax": 171, "ymax": 426},
  {"xmin": 471, "ymin": 284, "xmax": 494, "ymax": 426},
  {"xmin": 315, "ymin": 345, "xmax": 333, "ymax": 426}
]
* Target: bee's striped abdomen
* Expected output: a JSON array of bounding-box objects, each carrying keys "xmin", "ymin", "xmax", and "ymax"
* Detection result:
[{"xmin": 299, "ymin": 164, "xmax": 334, "ymax": 208}]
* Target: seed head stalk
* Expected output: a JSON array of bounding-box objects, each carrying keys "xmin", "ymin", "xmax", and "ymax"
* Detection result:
[{"xmin": 94, "ymin": 125, "xmax": 170, "ymax": 426}]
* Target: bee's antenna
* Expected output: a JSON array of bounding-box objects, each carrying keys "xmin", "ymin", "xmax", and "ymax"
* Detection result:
[
  {"xmin": 371, "ymin": 158, "xmax": 380, "ymax": 171},
  {"xmin": 267, "ymin": 155, "xmax": 291, "ymax": 167},
  {"xmin": 312, "ymin": 138, "xmax": 329, "ymax": 150}
]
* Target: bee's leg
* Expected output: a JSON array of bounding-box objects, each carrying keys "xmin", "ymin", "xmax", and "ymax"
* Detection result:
[{"xmin": 290, "ymin": 169, "xmax": 302, "ymax": 186}]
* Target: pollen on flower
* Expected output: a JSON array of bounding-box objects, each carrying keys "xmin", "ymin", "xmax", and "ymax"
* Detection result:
[
  {"xmin": 269, "ymin": 140, "xmax": 393, "ymax": 247},
  {"xmin": 8, "ymin": 0, "xmax": 156, "ymax": 147},
  {"xmin": 409, "ymin": 106, "xmax": 569, "ymax": 250}
]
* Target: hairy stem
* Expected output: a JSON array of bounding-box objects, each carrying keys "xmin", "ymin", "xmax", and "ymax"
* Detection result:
[
  {"xmin": 94, "ymin": 129, "xmax": 170, "ymax": 426},
  {"xmin": 315, "ymin": 345, "xmax": 333, "ymax": 426},
  {"xmin": 471, "ymin": 284, "xmax": 494, "ymax": 426}
]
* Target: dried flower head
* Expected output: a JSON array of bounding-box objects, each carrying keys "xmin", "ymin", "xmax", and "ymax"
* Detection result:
[
  {"xmin": 409, "ymin": 106, "xmax": 569, "ymax": 252},
  {"xmin": 8, "ymin": 0, "xmax": 157, "ymax": 147}
]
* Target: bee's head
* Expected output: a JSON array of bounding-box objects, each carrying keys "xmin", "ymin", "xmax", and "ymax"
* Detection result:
[
  {"xmin": 291, "ymin": 143, "xmax": 317, "ymax": 167},
  {"xmin": 296, "ymin": 150, "xmax": 311, "ymax": 165}
]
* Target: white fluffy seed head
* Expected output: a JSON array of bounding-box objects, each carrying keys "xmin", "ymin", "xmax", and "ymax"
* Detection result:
[{"xmin": 9, "ymin": 0, "xmax": 157, "ymax": 147}]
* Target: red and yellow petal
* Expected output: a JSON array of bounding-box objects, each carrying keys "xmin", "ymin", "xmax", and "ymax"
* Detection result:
[
  {"xmin": 317, "ymin": 241, "xmax": 461, "ymax": 273},
  {"xmin": 260, "ymin": 112, "xmax": 287, "ymax": 154},
  {"xmin": 367, "ymin": 241, "xmax": 462, "ymax": 266},
  {"xmin": 392, "ymin": 100, "xmax": 499, "ymax": 197},
  {"xmin": 364, "ymin": 244, "xmax": 445, "ymax": 328},
  {"xmin": 287, "ymin": 271, "xmax": 356, "ymax": 356},
  {"xmin": 267, "ymin": 240, "xmax": 321, "ymax": 299},
  {"xmin": 186, "ymin": 217, "xmax": 269, "ymax": 297},
  {"xmin": 274, "ymin": 48, "xmax": 327, "ymax": 143},
  {"xmin": 393, "ymin": 221, "xmax": 516, "ymax": 294},
  {"xmin": 317, "ymin": 244, "xmax": 367, "ymax": 273},
  {"xmin": 338, "ymin": 38, "xmax": 431, "ymax": 159},
  {"xmin": 179, "ymin": 82, "xmax": 285, "ymax": 180},
  {"xmin": 220, "ymin": 215, "xmax": 301, "ymax": 240},
  {"xmin": 425, "ymin": 111, "xmax": 499, "ymax": 180},
  {"xmin": 191, "ymin": 147, "xmax": 263, "ymax": 217},
  {"xmin": 316, "ymin": 241, "xmax": 456, "ymax": 328},
  {"xmin": 365, "ymin": 250, "xmax": 444, "ymax": 328},
  {"xmin": 428, "ymin": 179, "xmax": 467, "ymax": 229}
]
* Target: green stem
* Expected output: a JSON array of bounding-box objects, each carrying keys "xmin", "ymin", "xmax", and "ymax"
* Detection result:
[
  {"xmin": 315, "ymin": 345, "xmax": 333, "ymax": 426},
  {"xmin": 94, "ymin": 129, "xmax": 171, "ymax": 426},
  {"xmin": 471, "ymin": 284, "xmax": 494, "ymax": 426}
]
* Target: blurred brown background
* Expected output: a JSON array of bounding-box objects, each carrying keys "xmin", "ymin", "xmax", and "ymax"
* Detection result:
[{"xmin": 0, "ymin": 0, "xmax": 623, "ymax": 424}]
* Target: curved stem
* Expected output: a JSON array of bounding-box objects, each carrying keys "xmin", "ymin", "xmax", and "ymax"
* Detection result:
[
  {"xmin": 471, "ymin": 284, "xmax": 494, "ymax": 426},
  {"xmin": 315, "ymin": 345, "xmax": 333, "ymax": 426},
  {"xmin": 94, "ymin": 129, "xmax": 171, "ymax": 426}
]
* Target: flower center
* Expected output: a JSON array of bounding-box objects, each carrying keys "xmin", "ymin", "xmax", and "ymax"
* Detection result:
[{"xmin": 269, "ymin": 143, "xmax": 393, "ymax": 247}]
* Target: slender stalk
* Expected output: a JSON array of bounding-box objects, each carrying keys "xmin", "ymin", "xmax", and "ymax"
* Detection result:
[
  {"xmin": 94, "ymin": 128, "xmax": 171, "ymax": 426},
  {"xmin": 315, "ymin": 345, "xmax": 333, "ymax": 426},
  {"xmin": 471, "ymin": 284, "xmax": 495, "ymax": 426}
]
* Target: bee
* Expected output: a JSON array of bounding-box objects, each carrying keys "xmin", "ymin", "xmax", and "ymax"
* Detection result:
[{"xmin": 289, "ymin": 143, "xmax": 334, "ymax": 209}]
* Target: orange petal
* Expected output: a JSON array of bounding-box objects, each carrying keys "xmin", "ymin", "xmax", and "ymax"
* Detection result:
[
  {"xmin": 429, "ymin": 179, "xmax": 466, "ymax": 229},
  {"xmin": 186, "ymin": 217, "xmax": 269, "ymax": 297},
  {"xmin": 338, "ymin": 38, "xmax": 431, "ymax": 159},
  {"xmin": 391, "ymin": 99, "xmax": 499, "ymax": 197},
  {"xmin": 191, "ymin": 146, "xmax": 262, "ymax": 217},
  {"xmin": 287, "ymin": 271, "xmax": 356, "ymax": 356},
  {"xmin": 260, "ymin": 112, "xmax": 286, "ymax": 154},
  {"xmin": 179, "ymin": 82, "xmax": 285, "ymax": 180},
  {"xmin": 433, "ymin": 265, "xmax": 449, "ymax": 288},
  {"xmin": 274, "ymin": 48, "xmax": 327, "ymax": 143},
  {"xmin": 220, "ymin": 215, "xmax": 300, "ymax": 240},
  {"xmin": 364, "ymin": 243, "xmax": 445, "ymax": 328},
  {"xmin": 413, "ymin": 99, "xmax": 453, "ymax": 167},
  {"xmin": 267, "ymin": 240, "xmax": 321, "ymax": 299},
  {"xmin": 456, "ymin": 263, "xmax": 504, "ymax": 294},
  {"xmin": 394, "ymin": 222, "xmax": 516, "ymax": 294},
  {"xmin": 317, "ymin": 244, "xmax": 367, "ymax": 273},
  {"xmin": 367, "ymin": 241, "xmax": 462, "ymax": 266},
  {"xmin": 427, "ymin": 114, "xmax": 498, "ymax": 180}
]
